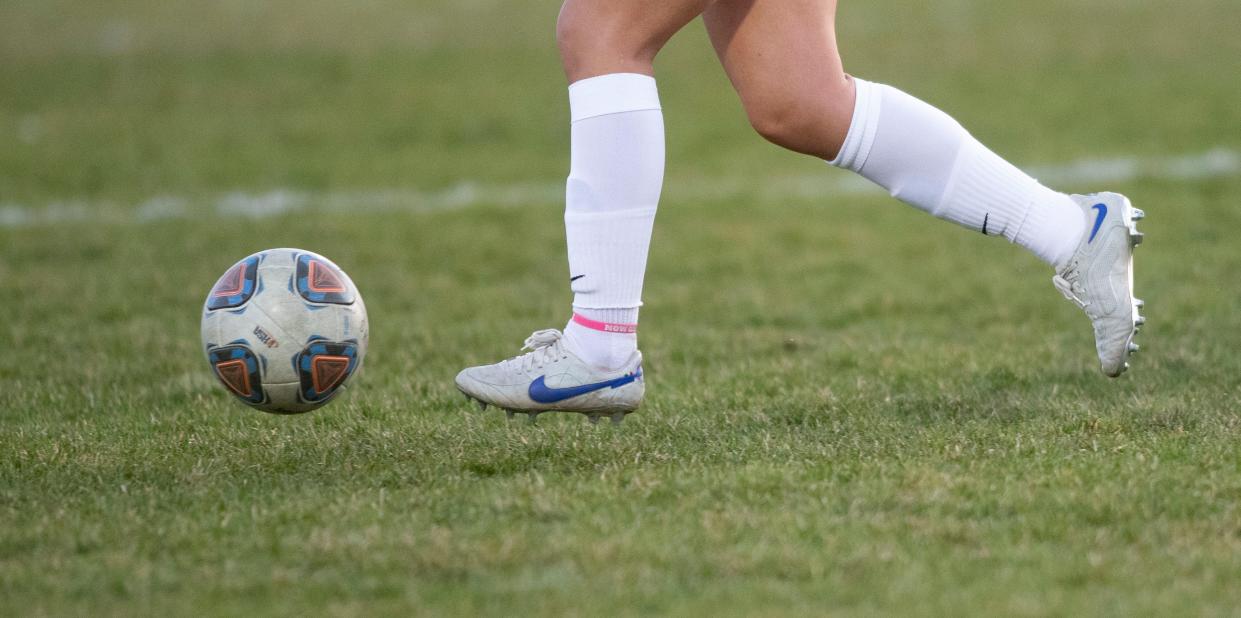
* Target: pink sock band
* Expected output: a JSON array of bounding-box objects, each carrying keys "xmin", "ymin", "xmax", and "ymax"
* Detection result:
[{"xmin": 572, "ymin": 313, "xmax": 638, "ymax": 334}]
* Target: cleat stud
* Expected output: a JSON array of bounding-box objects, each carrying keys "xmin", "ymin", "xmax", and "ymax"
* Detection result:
[
  {"xmin": 1128, "ymin": 342, "xmax": 1140, "ymax": 354},
  {"xmin": 505, "ymin": 410, "xmax": 515, "ymax": 420},
  {"xmin": 1136, "ymin": 315, "xmax": 1146, "ymax": 327},
  {"xmin": 527, "ymin": 412, "xmax": 540, "ymax": 424},
  {"xmin": 588, "ymin": 414, "xmax": 601, "ymax": 425},
  {"xmin": 476, "ymin": 399, "xmax": 487, "ymax": 411},
  {"xmin": 1135, "ymin": 299, "xmax": 1145, "ymax": 309},
  {"xmin": 1131, "ymin": 208, "xmax": 1146, "ymax": 221},
  {"xmin": 1131, "ymin": 232, "xmax": 1144, "ymax": 245},
  {"xmin": 610, "ymin": 412, "xmax": 626, "ymax": 426}
]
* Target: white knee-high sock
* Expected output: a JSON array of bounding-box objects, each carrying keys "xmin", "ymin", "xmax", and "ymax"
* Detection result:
[
  {"xmin": 831, "ymin": 78, "xmax": 1084, "ymax": 269},
  {"xmin": 561, "ymin": 73, "xmax": 663, "ymax": 370}
]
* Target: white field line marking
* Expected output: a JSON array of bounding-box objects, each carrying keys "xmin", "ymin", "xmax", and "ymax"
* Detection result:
[{"xmin": 1, "ymin": 147, "xmax": 1237, "ymax": 229}]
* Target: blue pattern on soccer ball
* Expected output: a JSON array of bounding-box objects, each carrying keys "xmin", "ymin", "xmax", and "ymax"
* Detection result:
[
  {"xmin": 205, "ymin": 255, "xmax": 261, "ymax": 310},
  {"xmin": 206, "ymin": 344, "xmax": 266, "ymax": 405},
  {"xmin": 292, "ymin": 338, "xmax": 361, "ymax": 403},
  {"xmin": 294, "ymin": 253, "xmax": 356, "ymax": 305}
]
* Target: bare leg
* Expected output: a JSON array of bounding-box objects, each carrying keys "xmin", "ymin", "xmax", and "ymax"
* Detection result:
[
  {"xmin": 703, "ymin": 0, "xmax": 1084, "ymax": 267},
  {"xmin": 701, "ymin": 0, "xmax": 1138, "ymax": 378},
  {"xmin": 547, "ymin": 0, "xmax": 724, "ymax": 373},
  {"xmin": 456, "ymin": 0, "xmax": 1138, "ymax": 405},
  {"xmin": 456, "ymin": 1, "xmax": 718, "ymax": 416},
  {"xmin": 557, "ymin": 0, "xmax": 715, "ymax": 82},
  {"xmin": 704, "ymin": 0, "xmax": 853, "ymax": 159}
]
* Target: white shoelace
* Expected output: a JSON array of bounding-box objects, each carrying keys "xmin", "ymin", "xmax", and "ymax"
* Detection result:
[
  {"xmin": 501, "ymin": 329, "xmax": 568, "ymax": 373},
  {"xmin": 1054, "ymin": 262, "xmax": 1089, "ymax": 308}
]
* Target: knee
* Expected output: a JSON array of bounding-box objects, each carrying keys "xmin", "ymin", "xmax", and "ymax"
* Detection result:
[
  {"xmin": 555, "ymin": 6, "xmax": 657, "ymax": 82},
  {"xmin": 747, "ymin": 99, "xmax": 818, "ymax": 152},
  {"xmin": 555, "ymin": 8, "xmax": 590, "ymax": 65},
  {"xmin": 742, "ymin": 82, "xmax": 855, "ymax": 159}
]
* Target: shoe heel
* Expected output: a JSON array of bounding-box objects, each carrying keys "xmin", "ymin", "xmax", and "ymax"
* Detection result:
[{"xmin": 1121, "ymin": 198, "xmax": 1144, "ymax": 246}]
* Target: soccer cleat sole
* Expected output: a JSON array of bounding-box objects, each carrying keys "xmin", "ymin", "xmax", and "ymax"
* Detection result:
[
  {"xmin": 462, "ymin": 391, "xmax": 488, "ymax": 411},
  {"xmin": 458, "ymin": 388, "xmax": 632, "ymax": 425},
  {"xmin": 1114, "ymin": 196, "xmax": 1145, "ymax": 377},
  {"xmin": 588, "ymin": 411, "xmax": 629, "ymax": 426},
  {"xmin": 501, "ymin": 409, "xmax": 629, "ymax": 425}
]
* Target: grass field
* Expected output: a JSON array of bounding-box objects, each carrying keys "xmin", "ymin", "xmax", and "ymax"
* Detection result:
[{"xmin": 4, "ymin": 0, "xmax": 1241, "ymax": 615}]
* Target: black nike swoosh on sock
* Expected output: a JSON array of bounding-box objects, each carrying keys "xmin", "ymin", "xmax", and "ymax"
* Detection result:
[
  {"xmin": 570, "ymin": 275, "xmax": 586, "ymax": 282},
  {"xmin": 981, "ymin": 213, "xmax": 990, "ymax": 236}
]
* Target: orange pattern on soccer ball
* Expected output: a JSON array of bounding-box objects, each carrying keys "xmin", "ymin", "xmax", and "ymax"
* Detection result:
[
  {"xmin": 295, "ymin": 339, "xmax": 360, "ymax": 403},
  {"xmin": 295, "ymin": 254, "xmax": 356, "ymax": 305},
  {"xmin": 311, "ymin": 355, "xmax": 351, "ymax": 393},
  {"xmin": 211, "ymin": 263, "xmax": 247, "ymax": 297},
  {"xmin": 214, "ymin": 359, "xmax": 253, "ymax": 397},
  {"xmin": 309, "ymin": 260, "xmax": 347, "ymax": 293},
  {"xmin": 205, "ymin": 255, "xmax": 260, "ymax": 310}
]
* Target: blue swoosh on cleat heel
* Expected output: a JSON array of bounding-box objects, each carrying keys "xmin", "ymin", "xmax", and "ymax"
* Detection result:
[
  {"xmin": 1088, "ymin": 203, "xmax": 1108, "ymax": 243},
  {"xmin": 528, "ymin": 370, "xmax": 642, "ymax": 403}
]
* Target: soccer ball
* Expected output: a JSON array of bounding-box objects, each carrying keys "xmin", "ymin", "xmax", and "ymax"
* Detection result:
[{"xmin": 200, "ymin": 248, "xmax": 369, "ymax": 414}]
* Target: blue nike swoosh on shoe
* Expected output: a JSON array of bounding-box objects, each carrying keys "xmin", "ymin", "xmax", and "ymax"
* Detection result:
[
  {"xmin": 527, "ymin": 370, "xmax": 642, "ymax": 404},
  {"xmin": 1088, "ymin": 203, "xmax": 1108, "ymax": 243}
]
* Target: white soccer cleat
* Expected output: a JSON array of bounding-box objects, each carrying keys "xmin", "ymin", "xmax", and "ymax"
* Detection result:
[
  {"xmin": 455, "ymin": 329, "xmax": 644, "ymax": 423},
  {"xmin": 1053, "ymin": 192, "xmax": 1145, "ymax": 378}
]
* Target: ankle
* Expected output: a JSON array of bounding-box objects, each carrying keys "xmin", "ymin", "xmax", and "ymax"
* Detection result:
[{"xmin": 563, "ymin": 310, "xmax": 639, "ymax": 371}]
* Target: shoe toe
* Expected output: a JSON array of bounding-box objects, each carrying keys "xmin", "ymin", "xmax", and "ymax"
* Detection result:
[
  {"xmin": 1095, "ymin": 324, "xmax": 1134, "ymax": 378},
  {"xmin": 1100, "ymin": 359, "xmax": 1126, "ymax": 378},
  {"xmin": 455, "ymin": 366, "xmax": 494, "ymax": 395}
]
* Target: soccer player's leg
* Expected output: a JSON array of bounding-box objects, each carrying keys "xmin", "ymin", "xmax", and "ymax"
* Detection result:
[
  {"xmin": 704, "ymin": 0, "xmax": 1143, "ymax": 377},
  {"xmin": 455, "ymin": 0, "xmax": 713, "ymax": 420}
]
